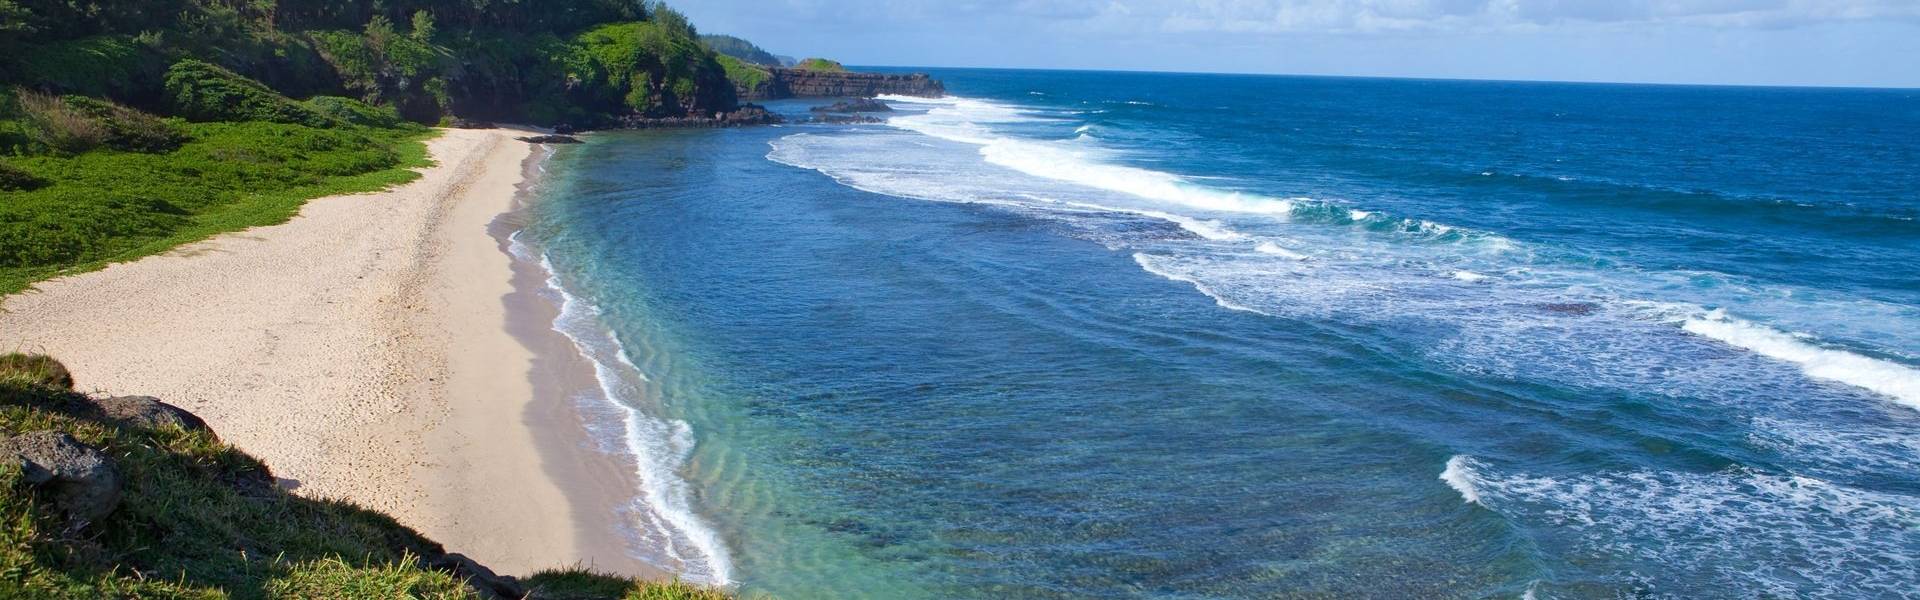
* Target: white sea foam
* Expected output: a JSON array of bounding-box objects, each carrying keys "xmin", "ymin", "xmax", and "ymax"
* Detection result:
[
  {"xmin": 884, "ymin": 96, "xmax": 1297, "ymax": 216},
  {"xmin": 1682, "ymin": 309, "xmax": 1920, "ymax": 410},
  {"xmin": 787, "ymin": 92, "xmax": 1920, "ymax": 429},
  {"xmin": 511, "ymin": 234, "xmax": 734, "ymax": 585},
  {"xmin": 1440, "ymin": 455, "xmax": 1483, "ymax": 504},
  {"xmin": 1132, "ymin": 253, "xmax": 1271, "ymax": 315},
  {"xmin": 1254, "ymin": 241, "xmax": 1309, "ymax": 260},
  {"xmin": 1458, "ymin": 460, "xmax": 1920, "ymax": 598}
]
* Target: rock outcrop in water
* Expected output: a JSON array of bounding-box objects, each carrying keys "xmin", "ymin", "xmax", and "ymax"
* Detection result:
[
  {"xmin": 740, "ymin": 68, "xmax": 944, "ymax": 100},
  {"xmin": 614, "ymin": 104, "xmax": 784, "ymax": 129},
  {"xmin": 811, "ymin": 98, "xmax": 894, "ymax": 113}
]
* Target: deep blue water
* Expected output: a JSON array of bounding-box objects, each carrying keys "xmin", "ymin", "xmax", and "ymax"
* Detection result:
[{"xmin": 519, "ymin": 70, "xmax": 1920, "ymax": 599}]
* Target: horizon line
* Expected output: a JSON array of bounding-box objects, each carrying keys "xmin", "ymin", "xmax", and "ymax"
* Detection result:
[{"xmin": 841, "ymin": 63, "xmax": 1920, "ymax": 92}]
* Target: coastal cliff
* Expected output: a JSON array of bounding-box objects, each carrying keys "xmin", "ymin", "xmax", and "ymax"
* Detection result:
[{"xmin": 740, "ymin": 68, "xmax": 946, "ymax": 100}]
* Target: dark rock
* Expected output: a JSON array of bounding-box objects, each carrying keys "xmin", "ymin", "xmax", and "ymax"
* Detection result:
[
  {"xmin": 614, "ymin": 104, "xmax": 784, "ymax": 130},
  {"xmin": 551, "ymin": 123, "xmax": 577, "ymax": 135},
  {"xmin": 92, "ymin": 395, "xmax": 209, "ymax": 432},
  {"xmin": 811, "ymin": 114, "xmax": 884, "ymax": 124},
  {"xmin": 425, "ymin": 553, "xmax": 526, "ymax": 600},
  {"xmin": 740, "ymin": 68, "xmax": 944, "ymax": 100},
  {"xmin": 447, "ymin": 117, "xmax": 498, "ymax": 129},
  {"xmin": 810, "ymin": 98, "xmax": 893, "ymax": 113},
  {"xmin": 1539, "ymin": 302, "xmax": 1599, "ymax": 316},
  {"xmin": 515, "ymin": 135, "xmax": 583, "ymax": 144},
  {"xmin": 1, "ymin": 431, "xmax": 121, "ymax": 527}
]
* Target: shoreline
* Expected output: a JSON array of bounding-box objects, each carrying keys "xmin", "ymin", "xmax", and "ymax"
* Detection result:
[
  {"xmin": 0, "ymin": 128, "xmax": 657, "ymax": 579},
  {"xmin": 495, "ymin": 143, "xmax": 732, "ymax": 583}
]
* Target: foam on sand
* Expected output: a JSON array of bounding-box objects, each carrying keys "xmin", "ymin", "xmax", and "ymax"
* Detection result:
[{"xmin": 520, "ymin": 240, "xmax": 735, "ymax": 585}]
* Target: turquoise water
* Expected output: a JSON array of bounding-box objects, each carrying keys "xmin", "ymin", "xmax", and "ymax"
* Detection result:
[{"xmin": 519, "ymin": 70, "xmax": 1920, "ymax": 599}]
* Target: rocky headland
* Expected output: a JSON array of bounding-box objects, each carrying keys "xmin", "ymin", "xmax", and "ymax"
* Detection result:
[{"xmin": 740, "ymin": 68, "xmax": 946, "ymax": 100}]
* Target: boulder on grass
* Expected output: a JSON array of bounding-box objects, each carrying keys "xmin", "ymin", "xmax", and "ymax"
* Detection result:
[
  {"xmin": 2, "ymin": 431, "xmax": 122, "ymax": 527},
  {"xmin": 92, "ymin": 395, "xmax": 209, "ymax": 432}
]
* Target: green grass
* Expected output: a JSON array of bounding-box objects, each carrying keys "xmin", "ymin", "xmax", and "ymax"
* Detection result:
[
  {"xmin": 524, "ymin": 568, "xmax": 738, "ymax": 600},
  {"xmin": 796, "ymin": 58, "xmax": 845, "ymax": 72},
  {"xmin": 0, "ymin": 120, "xmax": 435, "ymax": 295},
  {"xmin": 714, "ymin": 54, "xmax": 769, "ymax": 92},
  {"xmin": 0, "ymin": 367, "xmax": 470, "ymax": 598},
  {"xmin": 0, "ymin": 357, "xmax": 737, "ymax": 598}
]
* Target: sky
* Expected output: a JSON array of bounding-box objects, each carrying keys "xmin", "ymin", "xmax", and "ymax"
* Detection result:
[{"xmin": 675, "ymin": 0, "xmax": 1920, "ymax": 88}]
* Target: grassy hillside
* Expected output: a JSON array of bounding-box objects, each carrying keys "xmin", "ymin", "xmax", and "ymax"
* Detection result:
[
  {"xmin": 0, "ymin": 82, "xmax": 432, "ymax": 294},
  {"xmin": 0, "ymin": 1, "xmax": 782, "ymax": 294},
  {"xmin": 0, "ymin": 354, "xmax": 730, "ymax": 599}
]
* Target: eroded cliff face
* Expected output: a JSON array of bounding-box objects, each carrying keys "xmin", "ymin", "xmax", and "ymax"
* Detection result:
[{"xmin": 742, "ymin": 68, "xmax": 945, "ymax": 99}]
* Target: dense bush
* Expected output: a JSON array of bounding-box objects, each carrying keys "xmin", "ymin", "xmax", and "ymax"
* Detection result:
[
  {"xmin": 0, "ymin": 160, "xmax": 42, "ymax": 191},
  {"xmin": 3, "ymin": 35, "xmax": 166, "ymax": 101},
  {"xmin": 14, "ymin": 89, "xmax": 107, "ymax": 155},
  {"xmin": 700, "ymin": 34, "xmax": 782, "ymax": 66},
  {"xmin": 571, "ymin": 19, "xmax": 735, "ymax": 117},
  {"xmin": 63, "ymin": 96, "xmax": 187, "ymax": 152},
  {"xmin": 305, "ymin": 95, "xmax": 406, "ymax": 127},
  {"xmin": 162, "ymin": 59, "xmax": 334, "ymax": 127}
]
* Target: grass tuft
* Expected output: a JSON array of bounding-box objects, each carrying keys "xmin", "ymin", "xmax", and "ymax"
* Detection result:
[
  {"xmin": 14, "ymin": 89, "xmax": 108, "ymax": 155},
  {"xmin": 0, "ymin": 353, "xmax": 73, "ymax": 390},
  {"xmin": 526, "ymin": 568, "xmax": 737, "ymax": 600}
]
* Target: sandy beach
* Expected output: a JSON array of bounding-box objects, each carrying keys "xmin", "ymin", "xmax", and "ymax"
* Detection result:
[{"xmin": 0, "ymin": 127, "xmax": 651, "ymax": 577}]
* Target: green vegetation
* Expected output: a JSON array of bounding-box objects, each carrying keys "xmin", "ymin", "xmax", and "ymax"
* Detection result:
[
  {"xmin": 0, "ymin": 97, "xmax": 433, "ymax": 294},
  {"xmin": 0, "ymin": 356, "xmax": 469, "ymax": 598},
  {"xmin": 0, "ymin": 1, "xmax": 756, "ymax": 127},
  {"xmin": 524, "ymin": 569, "xmax": 734, "ymax": 600},
  {"xmin": 714, "ymin": 54, "xmax": 771, "ymax": 94},
  {"xmin": 0, "ymin": 2, "xmax": 768, "ymax": 595},
  {"xmin": 699, "ymin": 34, "xmax": 782, "ymax": 67},
  {"xmin": 0, "ymin": 1, "xmax": 800, "ymax": 294},
  {"xmin": 797, "ymin": 58, "xmax": 846, "ymax": 72},
  {"xmin": 163, "ymin": 60, "xmax": 335, "ymax": 126},
  {"xmin": 0, "ymin": 354, "xmax": 733, "ymax": 598}
]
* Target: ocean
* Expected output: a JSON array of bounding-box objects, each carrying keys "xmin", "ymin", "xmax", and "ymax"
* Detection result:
[{"xmin": 514, "ymin": 69, "xmax": 1920, "ymax": 599}]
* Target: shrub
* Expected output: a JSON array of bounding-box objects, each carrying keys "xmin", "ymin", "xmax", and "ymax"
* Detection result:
[
  {"xmin": 304, "ymin": 95, "xmax": 404, "ymax": 127},
  {"xmin": 0, "ymin": 353, "xmax": 73, "ymax": 389},
  {"xmin": 162, "ymin": 59, "xmax": 334, "ymax": 127},
  {"xmin": 62, "ymin": 96, "xmax": 187, "ymax": 153},
  {"xmin": 15, "ymin": 89, "xmax": 107, "ymax": 155},
  {"xmin": 0, "ymin": 161, "xmax": 43, "ymax": 191},
  {"xmin": 7, "ymin": 35, "xmax": 166, "ymax": 100}
]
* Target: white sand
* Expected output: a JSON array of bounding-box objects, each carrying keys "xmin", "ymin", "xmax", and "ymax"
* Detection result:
[{"xmin": 0, "ymin": 128, "xmax": 604, "ymax": 576}]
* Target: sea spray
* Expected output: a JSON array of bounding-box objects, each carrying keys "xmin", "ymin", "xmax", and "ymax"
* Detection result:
[{"xmin": 1441, "ymin": 455, "xmax": 1484, "ymax": 504}]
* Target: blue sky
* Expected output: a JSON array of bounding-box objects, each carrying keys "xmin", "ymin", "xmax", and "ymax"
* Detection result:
[{"xmin": 677, "ymin": 0, "xmax": 1920, "ymax": 87}]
